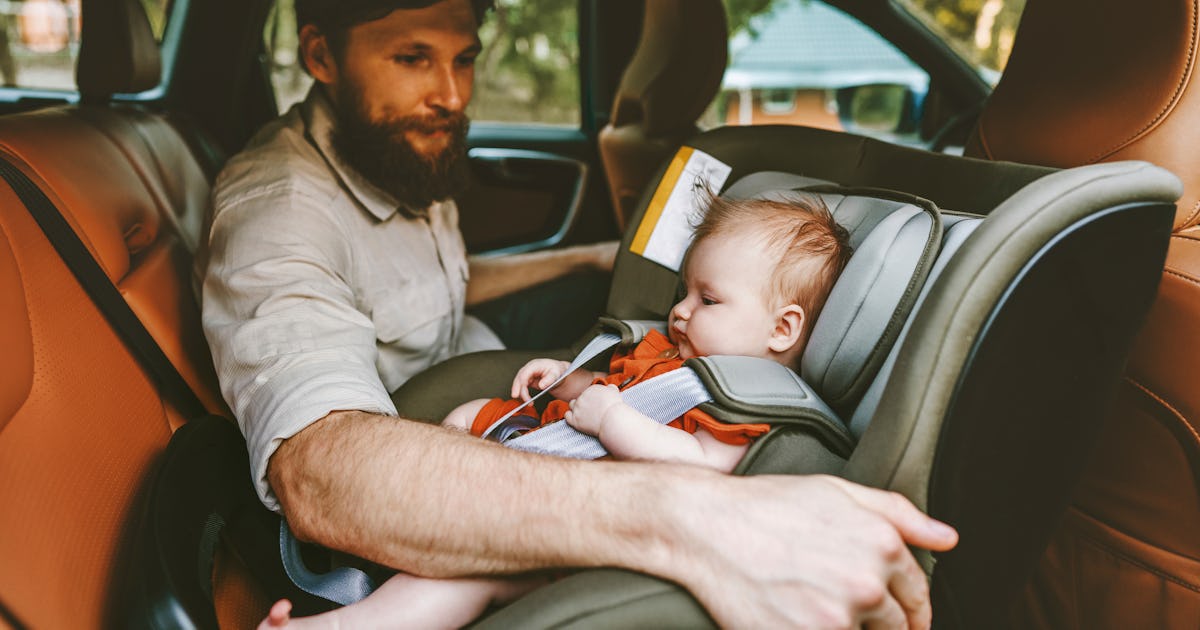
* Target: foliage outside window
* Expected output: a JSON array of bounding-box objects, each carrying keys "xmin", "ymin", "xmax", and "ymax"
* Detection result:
[
  {"xmin": 0, "ymin": 0, "xmax": 167, "ymax": 92},
  {"xmin": 895, "ymin": 0, "xmax": 1026, "ymax": 83},
  {"xmin": 468, "ymin": 0, "xmax": 579, "ymax": 125},
  {"xmin": 265, "ymin": 0, "xmax": 580, "ymax": 126}
]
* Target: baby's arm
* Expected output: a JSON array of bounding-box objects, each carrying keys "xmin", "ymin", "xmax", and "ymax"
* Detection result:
[
  {"xmin": 567, "ymin": 384, "xmax": 749, "ymax": 473},
  {"xmin": 511, "ymin": 358, "xmax": 604, "ymax": 402}
]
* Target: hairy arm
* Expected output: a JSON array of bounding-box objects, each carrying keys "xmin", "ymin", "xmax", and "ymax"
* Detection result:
[
  {"xmin": 270, "ymin": 413, "xmax": 957, "ymax": 628},
  {"xmin": 270, "ymin": 409, "xmax": 682, "ymax": 575},
  {"xmin": 466, "ymin": 241, "xmax": 618, "ymax": 306}
]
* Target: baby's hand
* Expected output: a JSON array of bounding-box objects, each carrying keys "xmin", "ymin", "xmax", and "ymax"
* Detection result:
[
  {"xmin": 511, "ymin": 359, "xmax": 573, "ymax": 401},
  {"xmin": 565, "ymin": 384, "xmax": 625, "ymax": 435}
]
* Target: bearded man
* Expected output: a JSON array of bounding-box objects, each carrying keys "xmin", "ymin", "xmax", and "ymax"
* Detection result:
[{"xmin": 201, "ymin": 1, "xmax": 957, "ymax": 627}]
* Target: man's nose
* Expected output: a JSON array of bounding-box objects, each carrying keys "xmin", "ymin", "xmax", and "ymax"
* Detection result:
[{"xmin": 427, "ymin": 64, "xmax": 466, "ymax": 112}]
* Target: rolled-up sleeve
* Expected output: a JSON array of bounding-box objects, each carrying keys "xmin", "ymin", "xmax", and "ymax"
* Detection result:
[{"xmin": 202, "ymin": 183, "xmax": 396, "ymax": 512}]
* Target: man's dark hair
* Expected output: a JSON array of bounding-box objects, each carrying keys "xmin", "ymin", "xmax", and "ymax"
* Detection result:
[
  {"xmin": 296, "ymin": 0, "xmax": 494, "ymax": 31},
  {"xmin": 296, "ymin": 0, "xmax": 494, "ymax": 73}
]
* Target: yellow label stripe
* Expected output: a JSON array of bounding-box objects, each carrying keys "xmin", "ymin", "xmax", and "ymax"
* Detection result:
[{"xmin": 630, "ymin": 146, "xmax": 694, "ymax": 255}]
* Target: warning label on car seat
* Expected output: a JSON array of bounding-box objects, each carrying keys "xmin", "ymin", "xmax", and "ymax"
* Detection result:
[{"xmin": 629, "ymin": 147, "xmax": 732, "ymax": 271}]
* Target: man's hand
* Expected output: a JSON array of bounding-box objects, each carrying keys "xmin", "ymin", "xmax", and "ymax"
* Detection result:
[
  {"xmin": 663, "ymin": 474, "xmax": 958, "ymax": 629},
  {"xmin": 564, "ymin": 383, "xmax": 625, "ymax": 435}
]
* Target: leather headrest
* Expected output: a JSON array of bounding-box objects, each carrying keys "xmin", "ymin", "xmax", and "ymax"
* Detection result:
[
  {"xmin": 76, "ymin": 0, "xmax": 161, "ymax": 101},
  {"xmin": 609, "ymin": 0, "xmax": 728, "ymax": 136},
  {"xmin": 966, "ymin": 0, "xmax": 1200, "ymax": 230}
]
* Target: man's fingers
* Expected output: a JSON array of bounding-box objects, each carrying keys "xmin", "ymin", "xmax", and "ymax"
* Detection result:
[
  {"xmin": 825, "ymin": 477, "xmax": 958, "ymax": 551},
  {"xmin": 863, "ymin": 594, "xmax": 909, "ymax": 630},
  {"xmin": 890, "ymin": 547, "xmax": 933, "ymax": 629}
]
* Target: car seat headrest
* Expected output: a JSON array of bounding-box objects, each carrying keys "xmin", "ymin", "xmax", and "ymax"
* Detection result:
[
  {"xmin": 965, "ymin": 0, "xmax": 1200, "ymax": 230},
  {"xmin": 720, "ymin": 172, "xmax": 943, "ymax": 415},
  {"xmin": 77, "ymin": 0, "xmax": 161, "ymax": 102},
  {"xmin": 848, "ymin": 214, "xmax": 982, "ymax": 437},
  {"xmin": 800, "ymin": 191, "xmax": 940, "ymax": 413}
]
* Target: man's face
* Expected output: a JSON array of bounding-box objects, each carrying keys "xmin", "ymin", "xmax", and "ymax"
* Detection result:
[{"xmin": 322, "ymin": 0, "xmax": 482, "ymax": 208}]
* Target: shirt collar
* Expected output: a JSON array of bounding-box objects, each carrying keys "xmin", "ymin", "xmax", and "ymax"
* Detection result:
[{"xmin": 301, "ymin": 85, "xmax": 417, "ymax": 222}]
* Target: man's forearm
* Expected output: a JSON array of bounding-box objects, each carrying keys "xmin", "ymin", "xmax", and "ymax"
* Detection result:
[
  {"xmin": 269, "ymin": 409, "xmax": 688, "ymax": 577},
  {"xmin": 466, "ymin": 241, "xmax": 617, "ymax": 306},
  {"xmin": 270, "ymin": 411, "xmax": 961, "ymax": 628}
]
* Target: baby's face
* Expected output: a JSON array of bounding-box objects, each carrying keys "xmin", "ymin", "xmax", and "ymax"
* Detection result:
[{"xmin": 668, "ymin": 232, "xmax": 780, "ymax": 360}]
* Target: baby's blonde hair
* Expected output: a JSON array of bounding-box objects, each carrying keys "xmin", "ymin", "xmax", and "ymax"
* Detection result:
[{"xmin": 689, "ymin": 192, "xmax": 853, "ymax": 344}]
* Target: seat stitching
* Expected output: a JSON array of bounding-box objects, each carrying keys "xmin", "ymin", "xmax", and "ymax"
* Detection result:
[
  {"xmin": 1171, "ymin": 231, "xmax": 1200, "ymax": 242},
  {"xmin": 1164, "ymin": 268, "xmax": 1200, "ymax": 289},
  {"xmin": 1178, "ymin": 199, "xmax": 1200, "ymax": 229},
  {"xmin": 1087, "ymin": 0, "xmax": 1199, "ymax": 163},
  {"xmin": 1125, "ymin": 377, "xmax": 1200, "ymax": 446},
  {"xmin": 1075, "ymin": 532, "xmax": 1200, "ymax": 591}
]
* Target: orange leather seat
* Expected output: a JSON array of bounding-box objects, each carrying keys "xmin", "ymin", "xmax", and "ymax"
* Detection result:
[
  {"xmin": 965, "ymin": 0, "xmax": 1200, "ymax": 625},
  {"xmin": 0, "ymin": 159, "xmax": 177, "ymax": 628},
  {"xmin": 0, "ymin": 0, "xmax": 268, "ymax": 626},
  {"xmin": 0, "ymin": 109, "xmax": 226, "ymax": 422}
]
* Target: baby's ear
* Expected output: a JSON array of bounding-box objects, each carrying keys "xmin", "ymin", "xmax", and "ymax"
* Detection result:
[{"xmin": 769, "ymin": 304, "xmax": 806, "ymax": 353}]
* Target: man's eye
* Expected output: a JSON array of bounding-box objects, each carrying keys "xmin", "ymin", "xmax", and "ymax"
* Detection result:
[
  {"xmin": 394, "ymin": 54, "xmax": 424, "ymax": 66},
  {"xmin": 456, "ymin": 55, "xmax": 478, "ymax": 68}
]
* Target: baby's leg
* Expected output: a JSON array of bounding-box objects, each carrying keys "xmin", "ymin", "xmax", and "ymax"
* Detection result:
[
  {"xmin": 257, "ymin": 572, "xmax": 549, "ymax": 630},
  {"xmin": 442, "ymin": 398, "xmax": 491, "ymax": 433}
]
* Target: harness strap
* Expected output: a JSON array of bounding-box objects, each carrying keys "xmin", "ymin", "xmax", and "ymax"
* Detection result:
[
  {"xmin": 278, "ymin": 521, "xmax": 377, "ymax": 607},
  {"xmin": 480, "ymin": 332, "xmax": 622, "ymax": 440},
  {"xmin": 505, "ymin": 366, "xmax": 714, "ymax": 459}
]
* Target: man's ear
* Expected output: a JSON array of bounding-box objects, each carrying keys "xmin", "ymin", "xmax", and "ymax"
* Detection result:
[
  {"xmin": 299, "ymin": 24, "xmax": 338, "ymax": 86},
  {"xmin": 768, "ymin": 304, "xmax": 806, "ymax": 353}
]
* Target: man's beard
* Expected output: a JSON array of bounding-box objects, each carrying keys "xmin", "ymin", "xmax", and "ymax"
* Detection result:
[{"xmin": 332, "ymin": 81, "xmax": 472, "ymax": 211}]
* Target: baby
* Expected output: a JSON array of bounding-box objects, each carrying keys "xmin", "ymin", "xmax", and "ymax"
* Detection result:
[{"xmin": 262, "ymin": 192, "xmax": 853, "ymax": 628}]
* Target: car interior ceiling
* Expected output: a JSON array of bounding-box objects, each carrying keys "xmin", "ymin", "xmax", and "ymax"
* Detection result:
[{"xmin": 0, "ymin": 0, "xmax": 1193, "ymax": 629}]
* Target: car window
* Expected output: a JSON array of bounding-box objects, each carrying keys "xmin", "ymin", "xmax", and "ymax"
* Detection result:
[
  {"xmin": 896, "ymin": 0, "xmax": 1026, "ymax": 85},
  {"xmin": 705, "ymin": 0, "xmax": 930, "ymax": 146},
  {"xmin": 264, "ymin": 0, "xmax": 580, "ymax": 127},
  {"xmin": 0, "ymin": 0, "xmax": 168, "ymax": 92}
]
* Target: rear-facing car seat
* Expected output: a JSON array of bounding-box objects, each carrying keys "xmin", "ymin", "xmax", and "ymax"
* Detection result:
[
  {"xmin": 389, "ymin": 124, "xmax": 1180, "ymax": 628},
  {"xmin": 964, "ymin": 0, "xmax": 1200, "ymax": 626}
]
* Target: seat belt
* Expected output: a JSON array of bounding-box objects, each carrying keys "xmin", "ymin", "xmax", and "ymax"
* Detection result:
[
  {"xmin": 0, "ymin": 154, "xmax": 369, "ymax": 612},
  {"xmin": 0, "ymin": 155, "xmax": 207, "ymax": 420},
  {"xmin": 479, "ymin": 332, "xmax": 622, "ymax": 440},
  {"xmin": 505, "ymin": 366, "xmax": 714, "ymax": 459}
]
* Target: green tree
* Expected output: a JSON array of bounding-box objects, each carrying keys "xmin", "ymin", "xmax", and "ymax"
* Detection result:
[
  {"xmin": 903, "ymin": 0, "xmax": 1025, "ymax": 72},
  {"xmin": 471, "ymin": 0, "xmax": 578, "ymax": 124}
]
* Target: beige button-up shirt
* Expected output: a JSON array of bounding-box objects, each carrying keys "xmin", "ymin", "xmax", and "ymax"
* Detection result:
[{"xmin": 202, "ymin": 87, "xmax": 502, "ymax": 510}]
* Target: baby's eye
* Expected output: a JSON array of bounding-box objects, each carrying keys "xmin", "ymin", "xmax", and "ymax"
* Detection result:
[{"xmin": 701, "ymin": 296, "xmax": 717, "ymax": 306}]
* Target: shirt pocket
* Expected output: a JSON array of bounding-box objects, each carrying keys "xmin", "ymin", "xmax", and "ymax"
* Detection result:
[{"xmin": 369, "ymin": 280, "xmax": 452, "ymax": 354}]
